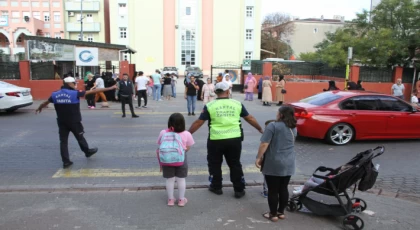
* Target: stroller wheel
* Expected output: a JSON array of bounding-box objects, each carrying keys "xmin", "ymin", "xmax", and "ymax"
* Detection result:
[
  {"xmin": 296, "ymin": 201, "xmax": 303, "ymax": 211},
  {"xmin": 286, "ymin": 201, "xmax": 297, "ymax": 212},
  {"xmin": 351, "ymin": 198, "xmax": 367, "ymax": 213},
  {"xmin": 342, "ymin": 214, "xmax": 364, "ymax": 230}
]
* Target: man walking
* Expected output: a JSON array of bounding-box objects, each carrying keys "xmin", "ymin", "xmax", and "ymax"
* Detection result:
[
  {"xmin": 135, "ymin": 71, "xmax": 149, "ymax": 108},
  {"xmin": 92, "ymin": 74, "xmax": 109, "ymax": 107},
  {"xmin": 151, "ymin": 69, "xmax": 162, "ymax": 101},
  {"xmin": 188, "ymin": 82, "xmax": 263, "ymax": 198},
  {"xmin": 36, "ymin": 77, "xmax": 116, "ymax": 168},
  {"xmin": 171, "ymin": 73, "xmax": 177, "ymax": 98},
  {"xmin": 392, "ymin": 78, "xmax": 405, "ymax": 100},
  {"xmin": 115, "ymin": 73, "xmax": 139, "ymax": 118}
]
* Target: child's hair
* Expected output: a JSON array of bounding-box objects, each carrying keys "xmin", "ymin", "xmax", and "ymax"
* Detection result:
[
  {"xmin": 265, "ymin": 119, "xmax": 276, "ymax": 126},
  {"xmin": 168, "ymin": 113, "xmax": 186, "ymax": 133}
]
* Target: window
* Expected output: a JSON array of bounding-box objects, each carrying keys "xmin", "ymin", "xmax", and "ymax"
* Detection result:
[
  {"xmin": 300, "ymin": 92, "xmax": 343, "ymax": 106},
  {"xmin": 87, "ymin": 34, "xmax": 93, "ymax": 42},
  {"xmin": 186, "ymin": 7, "xmax": 191, "ymax": 15},
  {"xmin": 11, "ymin": 1, "xmax": 19, "ymax": 7},
  {"xmin": 53, "ymin": 12, "xmax": 61, "ymax": 22},
  {"xmin": 119, "ymin": 3, "xmax": 127, "ymax": 15},
  {"xmin": 0, "ymin": 1, "xmax": 7, "ymax": 7},
  {"xmin": 44, "ymin": 12, "xmax": 50, "ymax": 22},
  {"xmin": 44, "ymin": 33, "xmax": 50, "ymax": 38},
  {"xmin": 246, "ymin": 6, "xmax": 253, "ymax": 17},
  {"xmin": 246, "ymin": 29, "xmax": 253, "ymax": 40},
  {"xmin": 42, "ymin": 1, "xmax": 49, "ymax": 7},
  {"xmin": 77, "ymin": 34, "xmax": 82, "ymax": 41},
  {"xmin": 1, "ymin": 11, "xmax": 8, "ymax": 17},
  {"xmin": 377, "ymin": 97, "xmax": 412, "ymax": 112},
  {"xmin": 245, "ymin": 51, "xmax": 252, "ymax": 59},
  {"xmin": 314, "ymin": 28, "xmax": 318, "ymax": 33},
  {"xmin": 31, "ymin": 1, "xmax": 39, "ymax": 7},
  {"xmin": 52, "ymin": 2, "xmax": 60, "ymax": 8},
  {"xmin": 124, "ymin": 54, "xmax": 128, "ymax": 61},
  {"xmin": 119, "ymin": 27, "xmax": 127, "ymax": 38},
  {"xmin": 44, "ymin": 23, "xmax": 50, "ymax": 28},
  {"xmin": 54, "ymin": 23, "xmax": 60, "ymax": 28},
  {"xmin": 33, "ymin": 12, "xmax": 40, "ymax": 20},
  {"xmin": 22, "ymin": 1, "xmax": 29, "ymax": 7},
  {"xmin": 86, "ymin": 14, "xmax": 93, "ymax": 22},
  {"xmin": 11, "ymin": 11, "xmax": 20, "ymax": 18},
  {"xmin": 54, "ymin": 33, "xmax": 61, "ymax": 39},
  {"xmin": 22, "ymin": 11, "xmax": 30, "ymax": 22},
  {"xmin": 350, "ymin": 97, "xmax": 379, "ymax": 110},
  {"xmin": 16, "ymin": 35, "xmax": 23, "ymax": 42}
]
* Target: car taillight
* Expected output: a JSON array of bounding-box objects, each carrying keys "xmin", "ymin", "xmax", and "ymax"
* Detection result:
[
  {"xmin": 295, "ymin": 111, "xmax": 313, "ymax": 118},
  {"xmin": 6, "ymin": 92, "xmax": 20, "ymax": 97}
]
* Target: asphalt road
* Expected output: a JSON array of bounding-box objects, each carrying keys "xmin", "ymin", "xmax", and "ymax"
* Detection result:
[{"xmin": 0, "ymin": 90, "xmax": 419, "ymax": 195}]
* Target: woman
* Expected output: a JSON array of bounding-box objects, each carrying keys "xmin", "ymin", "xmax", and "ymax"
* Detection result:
[
  {"xmin": 147, "ymin": 76, "xmax": 154, "ymax": 96},
  {"xmin": 255, "ymin": 106, "xmax": 297, "ymax": 222},
  {"xmin": 274, "ymin": 75, "xmax": 286, "ymax": 106},
  {"xmin": 356, "ymin": 80, "xmax": 365, "ymax": 90},
  {"xmin": 244, "ymin": 72, "xmax": 257, "ymax": 101},
  {"xmin": 223, "ymin": 75, "xmax": 233, "ymax": 98},
  {"xmin": 262, "ymin": 76, "xmax": 272, "ymax": 106},
  {"xmin": 323, "ymin": 81, "xmax": 339, "ymax": 91},
  {"xmin": 258, "ymin": 77, "xmax": 263, "ymax": 100},
  {"xmin": 162, "ymin": 73, "xmax": 173, "ymax": 100},
  {"xmin": 85, "ymin": 73, "xmax": 96, "ymax": 109},
  {"xmin": 201, "ymin": 78, "xmax": 215, "ymax": 105}
]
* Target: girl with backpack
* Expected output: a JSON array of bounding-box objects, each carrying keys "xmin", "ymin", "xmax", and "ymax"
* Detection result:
[{"xmin": 157, "ymin": 113, "xmax": 195, "ymax": 207}]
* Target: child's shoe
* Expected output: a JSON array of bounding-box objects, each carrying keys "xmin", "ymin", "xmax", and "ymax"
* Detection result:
[
  {"xmin": 167, "ymin": 199, "xmax": 175, "ymax": 206},
  {"xmin": 177, "ymin": 198, "xmax": 188, "ymax": 207},
  {"xmin": 261, "ymin": 191, "xmax": 268, "ymax": 198}
]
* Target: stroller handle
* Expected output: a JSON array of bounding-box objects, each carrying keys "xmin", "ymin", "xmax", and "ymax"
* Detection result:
[{"xmin": 372, "ymin": 146, "xmax": 385, "ymax": 158}]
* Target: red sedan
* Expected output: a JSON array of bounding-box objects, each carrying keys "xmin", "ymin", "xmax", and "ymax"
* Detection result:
[{"xmin": 288, "ymin": 91, "xmax": 420, "ymax": 145}]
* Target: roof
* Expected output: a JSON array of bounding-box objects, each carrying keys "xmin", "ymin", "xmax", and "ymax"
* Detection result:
[
  {"xmin": 24, "ymin": 35, "xmax": 137, "ymax": 53},
  {"xmin": 325, "ymin": 90, "xmax": 390, "ymax": 97}
]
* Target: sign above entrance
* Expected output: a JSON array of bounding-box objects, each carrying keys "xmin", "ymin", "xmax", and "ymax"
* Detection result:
[
  {"xmin": 75, "ymin": 47, "xmax": 98, "ymax": 66},
  {"xmin": 27, "ymin": 40, "xmax": 75, "ymax": 61},
  {"xmin": 242, "ymin": 59, "xmax": 251, "ymax": 70}
]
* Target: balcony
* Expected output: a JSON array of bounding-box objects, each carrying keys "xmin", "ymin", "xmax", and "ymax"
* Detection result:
[
  {"xmin": 0, "ymin": 47, "xmax": 10, "ymax": 55},
  {"xmin": 66, "ymin": 22, "xmax": 101, "ymax": 32},
  {"xmin": 65, "ymin": 1, "xmax": 100, "ymax": 11}
]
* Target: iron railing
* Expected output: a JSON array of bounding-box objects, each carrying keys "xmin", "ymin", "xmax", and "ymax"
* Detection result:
[
  {"xmin": 0, "ymin": 62, "xmax": 20, "ymax": 80},
  {"xmin": 359, "ymin": 66, "xmax": 392, "ymax": 82},
  {"xmin": 31, "ymin": 61, "xmax": 55, "ymax": 80}
]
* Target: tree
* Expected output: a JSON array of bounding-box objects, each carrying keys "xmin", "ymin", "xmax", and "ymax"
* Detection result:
[
  {"xmin": 261, "ymin": 12, "xmax": 295, "ymax": 59},
  {"xmin": 299, "ymin": 0, "xmax": 420, "ymax": 67}
]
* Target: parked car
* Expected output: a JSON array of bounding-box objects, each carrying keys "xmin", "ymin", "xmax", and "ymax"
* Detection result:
[
  {"xmin": 0, "ymin": 81, "xmax": 33, "ymax": 112},
  {"xmin": 288, "ymin": 91, "xmax": 420, "ymax": 145},
  {"xmin": 184, "ymin": 66, "xmax": 203, "ymax": 78},
  {"xmin": 161, "ymin": 67, "xmax": 178, "ymax": 76}
]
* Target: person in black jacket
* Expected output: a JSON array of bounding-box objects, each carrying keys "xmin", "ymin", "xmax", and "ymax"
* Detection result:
[
  {"xmin": 115, "ymin": 73, "xmax": 139, "ymax": 118},
  {"xmin": 196, "ymin": 78, "xmax": 205, "ymax": 101},
  {"xmin": 323, "ymin": 81, "xmax": 340, "ymax": 91},
  {"xmin": 85, "ymin": 73, "xmax": 96, "ymax": 108}
]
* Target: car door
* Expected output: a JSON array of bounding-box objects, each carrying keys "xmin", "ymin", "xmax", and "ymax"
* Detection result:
[
  {"xmin": 340, "ymin": 96, "xmax": 388, "ymax": 139},
  {"xmin": 377, "ymin": 96, "xmax": 420, "ymax": 137}
]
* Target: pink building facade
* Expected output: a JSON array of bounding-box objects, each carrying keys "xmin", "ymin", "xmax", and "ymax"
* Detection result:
[{"xmin": 0, "ymin": 0, "xmax": 64, "ymax": 56}]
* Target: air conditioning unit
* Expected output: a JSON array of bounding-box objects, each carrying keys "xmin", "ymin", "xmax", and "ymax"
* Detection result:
[{"xmin": 69, "ymin": 12, "xmax": 75, "ymax": 17}]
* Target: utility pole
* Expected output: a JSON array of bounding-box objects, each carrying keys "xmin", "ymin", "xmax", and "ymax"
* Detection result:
[
  {"xmin": 345, "ymin": 47, "xmax": 353, "ymax": 90},
  {"xmin": 80, "ymin": 0, "xmax": 83, "ymax": 41}
]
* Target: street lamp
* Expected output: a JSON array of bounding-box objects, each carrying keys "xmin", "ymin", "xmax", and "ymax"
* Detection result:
[{"xmin": 80, "ymin": 0, "xmax": 84, "ymax": 41}]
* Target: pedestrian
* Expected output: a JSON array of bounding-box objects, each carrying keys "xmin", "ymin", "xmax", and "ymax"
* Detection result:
[
  {"xmin": 244, "ymin": 72, "xmax": 257, "ymax": 101},
  {"xmin": 275, "ymin": 75, "xmax": 286, "ymax": 106},
  {"xmin": 152, "ymin": 69, "xmax": 163, "ymax": 101},
  {"xmin": 184, "ymin": 76, "xmax": 199, "ymax": 116},
  {"xmin": 196, "ymin": 78, "xmax": 205, "ymax": 101},
  {"xmin": 115, "ymin": 73, "xmax": 139, "ymax": 118},
  {"xmin": 391, "ymin": 78, "xmax": 405, "ymax": 100},
  {"xmin": 91, "ymin": 74, "xmax": 110, "ymax": 108},
  {"xmin": 323, "ymin": 80, "xmax": 339, "ymax": 91},
  {"xmin": 411, "ymin": 90, "xmax": 419, "ymax": 106},
  {"xmin": 135, "ymin": 71, "xmax": 149, "ymax": 108},
  {"xmin": 171, "ymin": 73, "xmax": 177, "ymax": 98},
  {"xmin": 162, "ymin": 73, "xmax": 173, "ymax": 100},
  {"xmin": 262, "ymin": 76, "xmax": 272, "ymax": 106},
  {"xmin": 84, "ymin": 73, "xmax": 96, "ymax": 109},
  {"xmin": 223, "ymin": 74, "xmax": 233, "ymax": 98},
  {"xmin": 356, "ymin": 80, "xmax": 365, "ymax": 90},
  {"xmin": 346, "ymin": 80, "xmax": 358, "ymax": 90},
  {"xmin": 188, "ymin": 82, "xmax": 263, "ymax": 198},
  {"xmin": 147, "ymin": 76, "xmax": 154, "ymax": 97},
  {"xmin": 261, "ymin": 119, "xmax": 276, "ymax": 198},
  {"xmin": 216, "ymin": 72, "xmax": 223, "ymax": 84},
  {"xmin": 257, "ymin": 77, "xmax": 263, "ymax": 100},
  {"xmin": 157, "ymin": 113, "xmax": 195, "ymax": 207},
  {"xmin": 255, "ymin": 106, "xmax": 297, "ymax": 222},
  {"xmin": 35, "ymin": 77, "xmax": 116, "ymax": 168},
  {"xmin": 201, "ymin": 78, "xmax": 216, "ymax": 105}
]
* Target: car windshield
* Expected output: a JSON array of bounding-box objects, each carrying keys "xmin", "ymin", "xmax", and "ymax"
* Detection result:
[
  {"xmin": 188, "ymin": 67, "xmax": 200, "ymax": 71},
  {"xmin": 164, "ymin": 67, "xmax": 176, "ymax": 71},
  {"xmin": 300, "ymin": 92, "xmax": 342, "ymax": 106},
  {"xmin": 0, "ymin": 81, "xmax": 17, "ymax": 88}
]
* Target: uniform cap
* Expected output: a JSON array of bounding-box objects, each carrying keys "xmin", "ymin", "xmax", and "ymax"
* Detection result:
[
  {"xmin": 63, "ymin": 77, "xmax": 76, "ymax": 83},
  {"xmin": 215, "ymin": 82, "xmax": 230, "ymax": 92}
]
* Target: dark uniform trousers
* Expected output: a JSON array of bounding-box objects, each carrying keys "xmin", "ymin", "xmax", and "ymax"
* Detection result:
[
  {"xmin": 207, "ymin": 137, "xmax": 245, "ymax": 192},
  {"xmin": 57, "ymin": 120, "xmax": 89, "ymax": 163},
  {"xmin": 121, "ymin": 95, "xmax": 135, "ymax": 116}
]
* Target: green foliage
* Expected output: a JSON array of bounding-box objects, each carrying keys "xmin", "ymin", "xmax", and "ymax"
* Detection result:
[{"xmin": 299, "ymin": 0, "xmax": 420, "ymax": 67}]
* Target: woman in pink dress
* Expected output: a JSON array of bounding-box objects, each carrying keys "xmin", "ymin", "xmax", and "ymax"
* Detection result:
[
  {"xmin": 201, "ymin": 78, "xmax": 215, "ymax": 105},
  {"xmin": 147, "ymin": 76, "xmax": 154, "ymax": 96},
  {"xmin": 244, "ymin": 72, "xmax": 257, "ymax": 101}
]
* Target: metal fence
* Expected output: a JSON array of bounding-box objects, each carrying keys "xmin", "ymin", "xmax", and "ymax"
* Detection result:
[
  {"xmin": 31, "ymin": 61, "xmax": 55, "ymax": 80},
  {"xmin": 272, "ymin": 62, "xmax": 346, "ymax": 78},
  {"xmin": 250, "ymin": 60, "xmax": 263, "ymax": 75},
  {"xmin": 0, "ymin": 62, "xmax": 20, "ymax": 79},
  {"xmin": 359, "ymin": 66, "xmax": 393, "ymax": 82},
  {"xmin": 402, "ymin": 67, "xmax": 419, "ymax": 83}
]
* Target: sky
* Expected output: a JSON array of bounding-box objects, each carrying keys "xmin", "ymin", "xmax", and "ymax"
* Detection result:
[{"xmin": 261, "ymin": 0, "xmax": 372, "ymax": 21}]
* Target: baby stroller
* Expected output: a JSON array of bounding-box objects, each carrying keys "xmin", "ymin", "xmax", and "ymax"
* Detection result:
[{"xmin": 288, "ymin": 146, "xmax": 384, "ymax": 230}]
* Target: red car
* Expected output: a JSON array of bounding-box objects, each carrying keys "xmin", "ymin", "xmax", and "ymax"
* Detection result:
[{"xmin": 288, "ymin": 91, "xmax": 420, "ymax": 145}]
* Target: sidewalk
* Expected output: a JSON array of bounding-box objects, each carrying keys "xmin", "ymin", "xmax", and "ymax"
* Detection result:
[{"xmin": 0, "ymin": 187, "xmax": 418, "ymax": 230}]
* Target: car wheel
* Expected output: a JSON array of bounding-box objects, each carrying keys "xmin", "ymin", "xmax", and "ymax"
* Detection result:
[{"xmin": 326, "ymin": 123, "xmax": 354, "ymax": 145}]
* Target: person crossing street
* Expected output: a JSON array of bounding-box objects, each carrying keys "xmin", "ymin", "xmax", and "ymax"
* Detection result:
[
  {"xmin": 188, "ymin": 82, "xmax": 263, "ymax": 198},
  {"xmin": 35, "ymin": 76, "xmax": 117, "ymax": 168},
  {"xmin": 115, "ymin": 73, "xmax": 139, "ymax": 118}
]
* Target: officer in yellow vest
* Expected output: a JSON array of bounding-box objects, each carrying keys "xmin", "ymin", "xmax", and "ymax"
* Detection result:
[{"xmin": 189, "ymin": 82, "xmax": 263, "ymax": 198}]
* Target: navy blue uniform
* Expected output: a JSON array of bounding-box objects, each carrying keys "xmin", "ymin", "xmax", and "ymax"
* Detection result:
[{"xmin": 49, "ymin": 88, "xmax": 90, "ymax": 163}]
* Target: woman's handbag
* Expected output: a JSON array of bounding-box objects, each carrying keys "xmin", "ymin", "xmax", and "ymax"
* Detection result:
[
  {"xmin": 209, "ymin": 91, "xmax": 216, "ymax": 97},
  {"xmin": 244, "ymin": 84, "xmax": 248, "ymax": 89},
  {"xmin": 281, "ymin": 89, "xmax": 287, "ymax": 94}
]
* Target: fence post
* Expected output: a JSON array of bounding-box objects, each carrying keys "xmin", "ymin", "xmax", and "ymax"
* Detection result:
[
  {"xmin": 19, "ymin": 61, "xmax": 30, "ymax": 88},
  {"xmin": 350, "ymin": 65, "xmax": 360, "ymax": 82},
  {"xmin": 262, "ymin": 62, "xmax": 272, "ymax": 77},
  {"xmin": 392, "ymin": 66, "xmax": 403, "ymax": 83}
]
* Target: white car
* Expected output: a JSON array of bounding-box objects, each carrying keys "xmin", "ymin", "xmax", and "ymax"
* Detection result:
[
  {"xmin": 0, "ymin": 81, "xmax": 33, "ymax": 112},
  {"xmin": 161, "ymin": 67, "xmax": 178, "ymax": 76}
]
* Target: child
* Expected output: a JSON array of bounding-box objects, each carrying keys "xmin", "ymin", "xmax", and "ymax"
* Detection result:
[
  {"xmin": 261, "ymin": 119, "xmax": 277, "ymax": 198},
  {"xmin": 157, "ymin": 113, "xmax": 195, "ymax": 207},
  {"xmin": 411, "ymin": 91, "xmax": 419, "ymax": 106}
]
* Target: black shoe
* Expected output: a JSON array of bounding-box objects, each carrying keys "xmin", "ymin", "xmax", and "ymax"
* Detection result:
[
  {"xmin": 122, "ymin": 114, "xmax": 126, "ymax": 118},
  {"xmin": 63, "ymin": 161, "xmax": 73, "ymax": 168},
  {"xmin": 209, "ymin": 187, "xmax": 223, "ymax": 195},
  {"xmin": 85, "ymin": 148, "xmax": 98, "ymax": 158},
  {"xmin": 267, "ymin": 104, "xmax": 271, "ymax": 106},
  {"xmin": 142, "ymin": 106, "xmax": 147, "ymax": 108},
  {"xmin": 132, "ymin": 115, "xmax": 139, "ymax": 118},
  {"xmin": 135, "ymin": 106, "xmax": 140, "ymax": 109},
  {"xmin": 192, "ymin": 112, "xmax": 195, "ymax": 116},
  {"xmin": 234, "ymin": 190, "xmax": 246, "ymax": 199},
  {"xmin": 188, "ymin": 112, "xmax": 191, "ymax": 116}
]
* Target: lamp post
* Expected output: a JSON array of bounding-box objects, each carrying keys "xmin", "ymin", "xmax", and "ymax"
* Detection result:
[
  {"xmin": 345, "ymin": 47, "xmax": 353, "ymax": 90},
  {"xmin": 80, "ymin": 0, "xmax": 83, "ymax": 41}
]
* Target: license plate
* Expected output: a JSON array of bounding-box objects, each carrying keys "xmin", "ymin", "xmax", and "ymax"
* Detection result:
[{"xmin": 22, "ymin": 91, "xmax": 30, "ymax": 96}]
